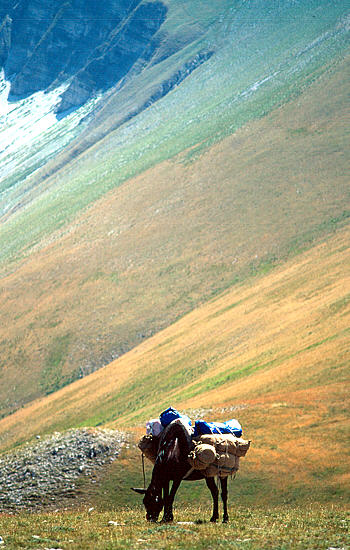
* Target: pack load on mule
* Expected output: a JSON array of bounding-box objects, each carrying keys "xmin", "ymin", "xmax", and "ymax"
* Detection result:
[
  {"xmin": 135, "ymin": 407, "xmax": 251, "ymax": 523},
  {"xmin": 138, "ymin": 406, "xmax": 251, "ymax": 477}
]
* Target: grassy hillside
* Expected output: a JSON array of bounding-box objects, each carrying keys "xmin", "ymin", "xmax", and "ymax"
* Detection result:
[
  {"xmin": 0, "ymin": 4, "xmax": 348, "ymax": 544},
  {"xmin": 0, "ymin": 0, "xmax": 230, "ymax": 206},
  {"xmin": 2, "ymin": 1, "xmax": 348, "ymax": 262},
  {"xmin": 1, "ymin": 223, "xmax": 349, "ymax": 505},
  {"xmin": 0, "ymin": 53, "xmax": 349, "ymax": 418}
]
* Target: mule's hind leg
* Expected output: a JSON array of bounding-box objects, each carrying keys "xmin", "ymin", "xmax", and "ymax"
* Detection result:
[
  {"xmin": 205, "ymin": 477, "xmax": 219, "ymax": 522},
  {"xmin": 220, "ymin": 477, "xmax": 229, "ymax": 523}
]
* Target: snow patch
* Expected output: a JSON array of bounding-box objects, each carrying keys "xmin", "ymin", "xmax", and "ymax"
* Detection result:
[
  {"xmin": 0, "ymin": 71, "xmax": 100, "ymax": 214},
  {"xmin": 240, "ymin": 71, "xmax": 280, "ymax": 97},
  {"xmin": 0, "ymin": 72, "xmax": 69, "ymax": 184}
]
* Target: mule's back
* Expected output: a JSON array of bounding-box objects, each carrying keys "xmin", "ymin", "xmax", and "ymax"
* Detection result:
[{"xmin": 155, "ymin": 420, "xmax": 193, "ymax": 479}]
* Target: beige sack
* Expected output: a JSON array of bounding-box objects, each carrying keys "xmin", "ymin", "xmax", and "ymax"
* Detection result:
[
  {"xmin": 234, "ymin": 438, "xmax": 251, "ymax": 457},
  {"xmin": 195, "ymin": 434, "xmax": 250, "ymax": 457},
  {"xmin": 205, "ymin": 455, "xmax": 240, "ymax": 478},
  {"xmin": 216, "ymin": 452, "xmax": 237, "ymax": 469},
  {"xmin": 188, "ymin": 443, "xmax": 217, "ymax": 470},
  {"xmin": 188, "ymin": 432, "xmax": 250, "ymax": 476},
  {"xmin": 138, "ymin": 434, "xmax": 159, "ymax": 464}
]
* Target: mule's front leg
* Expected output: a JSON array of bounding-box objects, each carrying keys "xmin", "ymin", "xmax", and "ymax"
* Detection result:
[
  {"xmin": 161, "ymin": 478, "xmax": 181, "ymax": 523},
  {"xmin": 220, "ymin": 477, "xmax": 229, "ymax": 523},
  {"xmin": 160, "ymin": 481, "xmax": 171, "ymax": 522},
  {"xmin": 205, "ymin": 477, "xmax": 219, "ymax": 522}
]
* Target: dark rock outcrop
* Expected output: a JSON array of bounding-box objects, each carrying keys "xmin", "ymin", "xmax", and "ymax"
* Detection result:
[
  {"xmin": 56, "ymin": 1, "xmax": 167, "ymax": 114},
  {"xmin": 0, "ymin": 14, "xmax": 11, "ymax": 67},
  {"xmin": 1, "ymin": 0, "xmax": 167, "ymax": 111},
  {"xmin": 105, "ymin": 48, "xmax": 215, "ymax": 131}
]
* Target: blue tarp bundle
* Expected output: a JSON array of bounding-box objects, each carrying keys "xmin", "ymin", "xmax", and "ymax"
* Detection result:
[
  {"xmin": 159, "ymin": 407, "xmax": 242, "ymax": 438},
  {"xmin": 194, "ymin": 419, "xmax": 242, "ymax": 437},
  {"xmin": 159, "ymin": 407, "xmax": 192, "ymax": 429}
]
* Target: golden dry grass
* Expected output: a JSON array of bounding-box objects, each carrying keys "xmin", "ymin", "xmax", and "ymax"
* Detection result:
[
  {"xmin": 0, "ymin": 224, "xmax": 348, "ymax": 499},
  {"xmin": 0, "ymin": 55, "xmax": 349, "ymax": 417}
]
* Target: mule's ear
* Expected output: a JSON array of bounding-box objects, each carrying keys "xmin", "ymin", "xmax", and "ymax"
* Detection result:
[{"xmin": 131, "ymin": 487, "xmax": 147, "ymax": 494}]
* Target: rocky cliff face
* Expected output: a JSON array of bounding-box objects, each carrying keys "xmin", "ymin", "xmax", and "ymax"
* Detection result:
[
  {"xmin": 0, "ymin": 14, "xmax": 11, "ymax": 67},
  {"xmin": 0, "ymin": 0, "xmax": 167, "ymax": 113}
]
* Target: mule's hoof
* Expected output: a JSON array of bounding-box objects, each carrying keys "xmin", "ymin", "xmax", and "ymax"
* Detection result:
[
  {"xmin": 222, "ymin": 517, "xmax": 229, "ymax": 523},
  {"xmin": 210, "ymin": 517, "xmax": 218, "ymax": 523},
  {"xmin": 161, "ymin": 516, "xmax": 173, "ymax": 524}
]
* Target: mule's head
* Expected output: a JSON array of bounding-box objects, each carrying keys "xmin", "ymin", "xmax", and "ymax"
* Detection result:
[{"xmin": 131, "ymin": 486, "xmax": 164, "ymax": 522}]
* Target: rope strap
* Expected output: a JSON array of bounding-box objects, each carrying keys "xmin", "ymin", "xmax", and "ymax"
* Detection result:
[
  {"xmin": 142, "ymin": 453, "xmax": 146, "ymax": 489},
  {"xmin": 183, "ymin": 466, "xmax": 195, "ymax": 479}
]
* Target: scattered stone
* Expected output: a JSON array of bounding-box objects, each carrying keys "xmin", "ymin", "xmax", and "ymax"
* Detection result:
[
  {"xmin": 108, "ymin": 520, "xmax": 124, "ymax": 526},
  {"xmin": 184, "ymin": 405, "xmax": 248, "ymax": 420},
  {"xmin": 0, "ymin": 428, "xmax": 126, "ymax": 512}
]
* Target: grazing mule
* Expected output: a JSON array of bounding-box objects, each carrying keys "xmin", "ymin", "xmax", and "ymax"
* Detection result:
[{"xmin": 132, "ymin": 421, "xmax": 229, "ymax": 523}]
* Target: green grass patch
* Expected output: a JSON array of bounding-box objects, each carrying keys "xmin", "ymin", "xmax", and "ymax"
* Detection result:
[
  {"xmin": 82, "ymin": 357, "xmax": 211, "ymax": 426},
  {"xmin": 0, "ymin": 504, "xmax": 348, "ymax": 550},
  {"xmin": 40, "ymin": 334, "xmax": 72, "ymax": 395},
  {"xmin": 172, "ymin": 356, "xmax": 278, "ymax": 403},
  {"xmin": 287, "ymin": 126, "xmax": 310, "ymax": 137},
  {"xmin": 207, "ymin": 298, "xmax": 247, "ymax": 320},
  {"xmin": 311, "ymin": 466, "xmax": 346, "ymax": 480},
  {"xmin": 249, "ymin": 256, "xmax": 279, "ymax": 278},
  {"xmin": 328, "ymin": 293, "xmax": 350, "ymax": 316},
  {"xmin": 287, "ymin": 211, "xmax": 350, "ymax": 257},
  {"xmin": 109, "ymin": 273, "xmax": 120, "ymax": 285}
]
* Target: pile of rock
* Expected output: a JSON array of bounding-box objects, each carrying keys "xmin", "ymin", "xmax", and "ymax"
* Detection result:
[{"xmin": 0, "ymin": 428, "xmax": 126, "ymax": 512}]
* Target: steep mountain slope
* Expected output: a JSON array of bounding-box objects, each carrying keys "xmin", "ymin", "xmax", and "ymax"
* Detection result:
[
  {"xmin": 1, "ymin": 0, "xmax": 348, "ymax": 246},
  {"xmin": 0, "ymin": 0, "xmax": 224, "ymax": 208},
  {"xmin": 0, "ymin": 52, "xmax": 349, "ymax": 418},
  {"xmin": 0, "ymin": 224, "xmax": 348, "ymax": 503},
  {"xmin": 0, "ymin": 1, "xmax": 349, "ymax": 417},
  {"xmin": 2, "ymin": 0, "xmax": 167, "ymax": 109}
]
